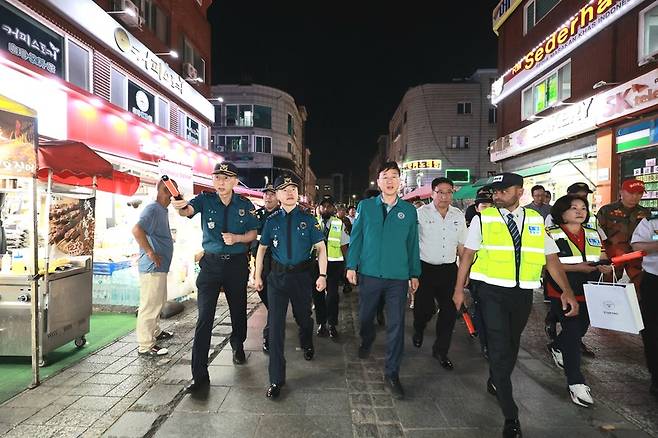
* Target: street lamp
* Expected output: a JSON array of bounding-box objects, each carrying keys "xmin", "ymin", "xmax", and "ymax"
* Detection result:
[
  {"xmin": 107, "ymin": 8, "xmax": 136, "ymax": 17},
  {"xmin": 592, "ymin": 80, "xmax": 621, "ymax": 90},
  {"xmin": 369, "ymin": 181, "xmax": 375, "ymax": 186},
  {"xmin": 154, "ymin": 50, "xmax": 178, "ymax": 59},
  {"xmin": 209, "ymin": 97, "xmax": 224, "ymax": 103}
]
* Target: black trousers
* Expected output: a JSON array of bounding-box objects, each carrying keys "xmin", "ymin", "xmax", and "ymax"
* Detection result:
[
  {"xmin": 640, "ymin": 272, "xmax": 658, "ymax": 384},
  {"xmin": 312, "ymin": 261, "xmax": 344, "ymax": 326},
  {"xmin": 258, "ymin": 252, "xmax": 272, "ymax": 341},
  {"xmin": 550, "ymin": 298, "xmax": 589, "ymax": 385},
  {"xmin": 192, "ymin": 253, "xmax": 249, "ymax": 382},
  {"xmin": 267, "ymin": 270, "xmax": 314, "ymax": 385},
  {"xmin": 479, "ymin": 283, "xmax": 533, "ymax": 421},
  {"xmin": 469, "ymin": 279, "xmax": 488, "ymax": 351},
  {"xmin": 412, "ymin": 262, "xmax": 458, "ymax": 357}
]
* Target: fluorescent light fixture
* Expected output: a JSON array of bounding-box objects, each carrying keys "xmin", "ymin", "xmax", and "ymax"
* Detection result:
[{"xmin": 155, "ymin": 50, "xmax": 178, "ymax": 59}]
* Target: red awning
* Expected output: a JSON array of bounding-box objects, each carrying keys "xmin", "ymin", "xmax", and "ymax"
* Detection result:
[
  {"xmin": 38, "ymin": 140, "xmax": 140, "ymax": 196},
  {"xmin": 193, "ymin": 183, "xmax": 264, "ymax": 199},
  {"xmin": 402, "ymin": 184, "xmax": 432, "ymax": 201}
]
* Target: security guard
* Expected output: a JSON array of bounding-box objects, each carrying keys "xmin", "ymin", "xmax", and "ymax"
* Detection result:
[
  {"xmin": 631, "ymin": 211, "xmax": 658, "ymax": 397},
  {"xmin": 314, "ymin": 197, "xmax": 350, "ymax": 338},
  {"xmin": 172, "ymin": 162, "xmax": 259, "ymax": 395},
  {"xmin": 346, "ymin": 161, "xmax": 421, "ymax": 400},
  {"xmin": 597, "ymin": 178, "xmax": 651, "ymax": 290},
  {"xmin": 453, "ymin": 172, "xmax": 579, "ymax": 438},
  {"xmin": 252, "ymin": 184, "xmax": 280, "ymax": 353},
  {"xmin": 254, "ymin": 175, "xmax": 328, "ymax": 399}
]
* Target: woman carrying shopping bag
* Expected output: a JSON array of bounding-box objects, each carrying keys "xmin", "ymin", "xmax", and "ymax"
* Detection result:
[{"xmin": 544, "ymin": 194, "xmax": 612, "ymax": 407}]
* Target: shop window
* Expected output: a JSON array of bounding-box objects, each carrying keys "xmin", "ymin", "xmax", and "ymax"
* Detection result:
[
  {"xmin": 254, "ymin": 105, "xmax": 272, "ymax": 129},
  {"xmin": 254, "ymin": 136, "xmax": 272, "ymax": 153},
  {"xmin": 67, "ymin": 39, "xmax": 90, "ymax": 91},
  {"xmin": 110, "ymin": 67, "xmax": 127, "ymax": 109},
  {"xmin": 287, "ymin": 114, "xmax": 293, "ymax": 136},
  {"xmin": 226, "ymin": 105, "xmax": 237, "ymax": 126},
  {"xmin": 524, "ymin": 0, "xmax": 560, "ymax": 34},
  {"xmin": 144, "ymin": 1, "xmax": 169, "ymax": 44},
  {"xmin": 181, "ymin": 36, "xmax": 205, "ymax": 83},
  {"xmin": 457, "ymin": 102, "xmax": 472, "ymax": 115},
  {"xmin": 447, "ymin": 136, "xmax": 469, "ymax": 149},
  {"xmin": 287, "ymin": 142, "xmax": 292, "ymax": 153},
  {"xmin": 522, "ymin": 61, "xmax": 571, "ymax": 120},
  {"xmin": 156, "ymin": 97, "xmax": 169, "ymax": 130},
  {"xmin": 224, "ymin": 135, "xmax": 249, "ymax": 152},
  {"xmin": 639, "ymin": 2, "xmax": 658, "ymax": 64},
  {"xmin": 488, "ymin": 107, "xmax": 497, "ymax": 124}
]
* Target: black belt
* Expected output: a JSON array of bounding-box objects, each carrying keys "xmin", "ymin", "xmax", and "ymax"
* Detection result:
[
  {"xmin": 204, "ymin": 252, "xmax": 247, "ymax": 261},
  {"xmin": 271, "ymin": 259, "xmax": 313, "ymax": 274},
  {"xmin": 421, "ymin": 260, "xmax": 456, "ymax": 267}
]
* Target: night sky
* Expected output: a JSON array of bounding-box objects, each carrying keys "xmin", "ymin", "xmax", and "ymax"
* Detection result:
[{"xmin": 208, "ymin": 1, "xmax": 499, "ymax": 191}]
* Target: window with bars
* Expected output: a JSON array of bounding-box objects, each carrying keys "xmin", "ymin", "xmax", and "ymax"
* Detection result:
[
  {"xmin": 254, "ymin": 136, "xmax": 272, "ymax": 153},
  {"xmin": 457, "ymin": 102, "xmax": 472, "ymax": 115}
]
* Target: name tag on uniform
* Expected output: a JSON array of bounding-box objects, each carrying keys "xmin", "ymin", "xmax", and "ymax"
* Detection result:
[
  {"xmin": 587, "ymin": 237, "xmax": 602, "ymax": 247},
  {"xmin": 528, "ymin": 225, "xmax": 541, "ymax": 235}
]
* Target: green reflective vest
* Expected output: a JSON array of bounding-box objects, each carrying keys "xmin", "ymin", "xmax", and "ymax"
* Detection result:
[
  {"xmin": 317, "ymin": 215, "xmax": 345, "ymax": 262},
  {"xmin": 471, "ymin": 207, "xmax": 546, "ymax": 289},
  {"xmin": 545, "ymin": 225, "xmax": 601, "ymax": 264}
]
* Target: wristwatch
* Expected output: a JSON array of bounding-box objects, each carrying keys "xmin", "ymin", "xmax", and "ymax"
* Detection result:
[{"xmin": 319, "ymin": 274, "xmax": 327, "ymax": 277}]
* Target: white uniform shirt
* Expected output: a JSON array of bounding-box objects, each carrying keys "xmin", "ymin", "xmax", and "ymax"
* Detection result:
[
  {"xmin": 631, "ymin": 218, "xmax": 658, "ymax": 276},
  {"xmin": 417, "ymin": 204, "xmax": 466, "ymax": 265},
  {"xmin": 465, "ymin": 206, "xmax": 559, "ymax": 255}
]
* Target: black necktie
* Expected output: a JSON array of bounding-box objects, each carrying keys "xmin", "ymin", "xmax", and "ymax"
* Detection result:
[
  {"xmin": 286, "ymin": 213, "xmax": 292, "ymax": 262},
  {"xmin": 506, "ymin": 213, "xmax": 521, "ymax": 268}
]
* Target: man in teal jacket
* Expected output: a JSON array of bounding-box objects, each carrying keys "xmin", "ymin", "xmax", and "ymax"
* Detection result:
[{"xmin": 347, "ymin": 161, "xmax": 421, "ymax": 399}]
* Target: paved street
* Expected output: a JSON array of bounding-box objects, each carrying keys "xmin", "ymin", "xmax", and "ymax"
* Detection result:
[{"xmin": 0, "ymin": 287, "xmax": 656, "ymax": 437}]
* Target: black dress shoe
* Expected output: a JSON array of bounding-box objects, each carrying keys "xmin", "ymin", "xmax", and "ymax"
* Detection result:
[
  {"xmin": 384, "ymin": 375, "xmax": 405, "ymax": 400},
  {"xmin": 184, "ymin": 380, "xmax": 210, "ymax": 394},
  {"xmin": 580, "ymin": 341, "xmax": 596, "ymax": 358},
  {"xmin": 503, "ymin": 418, "xmax": 522, "ymax": 437},
  {"xmin": 328, "ymin": 325, "xmax": 338, "ymax": 338},
  {"xmin": 303, "ymin": 347, "xmax": 314, "ymax": 361},
  {"xmin": 439, "ymin": 357, "xmax": 454, "ymax": 370},
  {"xmin": 317, "ymin": 324, "xmax": 329, "ymax": 337},
  {"xmin": 358, "ymin": 345, "xmax": 370, "ymax": 359},
  {"xmin": 262, "ymin": 339, "xmax": 269, "ymax": 354},
  {"xmin": 487, "ymin": 378, "xmax": 497, "ymax": 396},
  {"xmin": 233, "ymin": 348, "xmax": 246, "ymax": 365},
  {"xmin": 266, "ymin": 384, "xmax": 281, "ymax": 399},
  {"xmin": 412, "ymin": 331, "xmax": 423, "ymax": 348}
]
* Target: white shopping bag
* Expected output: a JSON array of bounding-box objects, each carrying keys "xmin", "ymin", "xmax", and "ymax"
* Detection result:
[{"xmin": 584, "ymin": 277, "xmax": 644, "ymax": 334}]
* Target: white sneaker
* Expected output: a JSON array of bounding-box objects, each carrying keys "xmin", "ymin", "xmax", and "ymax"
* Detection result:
[
  {"xmin": 569, "ymin": 384, "xmax": 594, "ymax": 407},
  {"xmin": 548, "ymin": 345, "xmax": 564, "ymax": 369}
]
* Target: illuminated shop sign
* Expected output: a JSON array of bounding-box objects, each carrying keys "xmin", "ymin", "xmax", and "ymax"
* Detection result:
[
  {"xmin": 128, "ymin": 80, "xmax": 155, "ymax": 123},
  {"xmin": 402, "ymin": 159, "xmax": 442, "ymax": 170},
  {"xmin": 492, "ymin": 0, "xmax": 523, "ymax": 35},
  {"xmin": 491, "ymin": 0, "xmax": 642, "ymax": 104}
]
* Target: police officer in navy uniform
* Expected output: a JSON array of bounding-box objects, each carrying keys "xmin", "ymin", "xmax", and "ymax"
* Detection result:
[
  {"xmin": 172, "ymin": 162, "xmax": 259, "ymax": 395},
  {"xmin": 252, "ymin": 184, "xmax": 280, "ymax": 353},
  {"xmin": 254, "ymin": 174, "xmax": 328, "ymax": 399}
]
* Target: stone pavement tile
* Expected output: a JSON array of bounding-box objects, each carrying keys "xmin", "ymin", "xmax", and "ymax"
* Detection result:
[
  {"xmin": 85, "ymin": 373, "xmax": 130, "ymax": 386},
  {"xmin": 132, "ymin": 384, "xmax": 183, "ymax": 411},
  {"xmin": 49, "ymin": 426, "xmax": 89, "ymax": 438},
  {"xmin": 347, "ymin": 380, "xmax": 368, "ymax": 393},
  {"xmin": 112, "ymin": 343, "xmax": 137, "ymax": 357},
  {"xmin": 68, "ymin": 361, "xmax": 110, "ymax": 374},
  {"xmin": 351, "ymin": 406, "xmax": 377, "ymax": 424},
  {"xmin": 0, "ymin": 407, "xmax": 40, "ymax": 426},
  {"xmin": 96, "ymin": 342, "xmax": 128, "ymax": 356},
  {"xmin": 79, "ymin": 427, "xmax": 105, "ymax": 438},
  {"xmin": 255, "ymin": 414, "xmax": 352, "ymax": 438},
  {"xmin": 2, "ymin": 424, "xmax": 56, "ymax": 438},
  {"xmin": 89, "ymin": 397, "xmax": 137, "ymax": 430},
  {"xmin": 402, "ymin": 375, "xmax": 470, "ymax": 399},
  {"xmin": 211, "ymin": 326, "xmax": 233, "ymax": 336},
  {"xmin": 285, "ymin": 367, "xmax": 347, "ymax": 391},
  {"xmin": 353, "ymin": 423, "xmax": 380, "ymax": 438},
  {"xmin": 45, "ymin": 407, "xmax": 104, "ymax": 428},
  {"xmin": 4, "ymin": 391, "xmax": 62, "ymax": 409},
  {"xmin": 51, "ymin": 395, "xmax": 82, "ymax": 407},
  {"xmin": 374, "ymin": 407, "xmax": 399, "ymax": 424},
  {"xmin": 175, "ymin": 386, "xmax": 229, "ymax": 413},
  {"xmin": 207, "ymin": 364, "xmax": 269, "ymax": 388},
  {"xmin": 67, "ymin": 396, "xmax": 121, "ymax": 412},
  {"xmin": 154, "ymin": 412, "xmax": 260, "ymax": 438},
  {"xmin": 435, "ymin": 396, "xmax": 502, "ymax": 428},
  {"xmin": 393, "ymin": 398, "xmax": 448, "ymax": 429},
  {"xmin": 159, "ymin": 365, "xmax": 190, "ymax": 384},
  {"xmin": 405, "ymin": 429, "xmax": 497, "ymax": 438},
  {"xmin": 83, "ymin": 355, "xmax": 119, "ymax": 365},
  {"xmin": 211, "ymin": 349, "xmax": 252, "ymax": 366},
  {"xmin": 302, "ymin": 391, "xmax": 350, "ymax": 416},
  {"xmin": 100, "ymin": 357, "xmax": 136, "ymax": 374},
  {"xmin": 21, "ymin": 403, "xmax": 68, "ymax": 425},
  {"xmin": 105, "ymin": 376, "xmax": 145, "ymax": 397},
  {"xmin": 371, "ymin": 394, "xmax": 394, "ymax": 408},
  {"xmin": 0, "ymin": 423, "xmax": 10, "ymax": 435},
  {"xmin": 219, "ymin": 387, "xmax": 302, "ymax": 414},
  {"xmin": 377, "ymin": 423, "xmax": 404, "ymax": 438},
  {"xmin": 65, "ymin": 383, "xmax": 114, "ymax": 396},
  {"xmin": 103, "ymin": 411, "xmax": 159, "ymax": 438},
  {"xmin": 349, "ymin": 393, "xmax": 372, "ymax": 407}
]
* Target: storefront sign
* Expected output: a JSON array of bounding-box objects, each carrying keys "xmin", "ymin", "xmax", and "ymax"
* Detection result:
[
  {"xmin": 492, "ymin": 0, "xmax": 523, "ymax": 35},
  {"xmin": 491, "ymin": 0, "xmax": 641, "ymax": 105},
  {"xmin": 491, "ymin": 97, "xmax": 597, "ymax": 161},
  {"xmin": 0, "ymin": 0, "xmax": 64, "ymax": 77},
  {"xmin": 128, "ymin": 80, "xmax": 154, "ymax": 123},
  {"xmin": 0, "ymin": 96, "xmax": 37, "ymax": 177},
  {"xmin": 600, "ymin": 68, "xmax": 658, "ymax": 122},
  {"xmin": 185, "ymin": 117, "xmax": 199, "ymax": 145},
  {"xmin": 158, "ymin": 159, "xmax": 193, "ymax": 199},
  {"xmin": 402, "ymin": 159, "xmax": 442, "ymax": 170}
]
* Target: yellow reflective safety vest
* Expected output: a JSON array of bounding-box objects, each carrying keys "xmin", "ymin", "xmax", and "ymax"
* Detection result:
[
  {"xmin": 470, "ymin": 207, "xmax": 546, "ymax": 289},
  {"xmin": 317, "ymin": 215, "xmax": 345, "ymax": 262},
  {"xmin": 545, "ymin": 225, "xmax": 601, "ymax": 264}
]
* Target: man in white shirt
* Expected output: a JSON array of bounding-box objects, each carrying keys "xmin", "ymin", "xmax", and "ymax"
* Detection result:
[{"xmin": 412, "ymin": 177, "xmax": 466, "ymax": 370}]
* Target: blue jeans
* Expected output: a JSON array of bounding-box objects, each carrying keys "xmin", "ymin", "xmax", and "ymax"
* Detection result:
[{"xmin": 358, "ymin": 275, "xmax": 407, "ymax": 377}]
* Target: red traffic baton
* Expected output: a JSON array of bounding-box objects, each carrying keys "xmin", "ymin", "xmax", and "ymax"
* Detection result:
[
  {"xmin": 461, "ymin": 306, "xmax": 477, "ymax": 338},
  {"xmin": 610, "ymin": 250, "xmax": 646, "ymax": 265},
  {"xmin": 161, "ymin": 175, "xmax": 183, "ymax": 200}
]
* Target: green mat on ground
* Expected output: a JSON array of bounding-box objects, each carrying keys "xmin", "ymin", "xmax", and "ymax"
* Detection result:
[{"xmin": 0, "ymin": 312, "xmax": 135, "ymax": 404}]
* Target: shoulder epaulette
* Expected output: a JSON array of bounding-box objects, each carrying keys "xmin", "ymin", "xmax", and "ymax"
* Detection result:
[{"xmin": 238, "ymin": 195, "xmax": 249, "ymax": 202}]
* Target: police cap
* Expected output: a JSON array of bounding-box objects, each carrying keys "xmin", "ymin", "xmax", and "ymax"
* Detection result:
[
  {"xmin": 274, "ymin": 174, "xmax": 299, "ymax": 190},
  {"xmin": 212, "ymin": 162, "xmax": 239, "ymax": 177},
  {"xmin": 262, "ymin": 184, "xmax": 276, "ymax": 194},
  {"xmin": 567, "ymin": 182, "xmax": 593, "ymax": 194}
]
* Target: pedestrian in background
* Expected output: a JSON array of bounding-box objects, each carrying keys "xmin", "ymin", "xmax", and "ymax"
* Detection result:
[
  {"xmin": 254, "ymin": 175, "xmax": 327, "ymax": 399},
  {"xmin": 524, "ymin": 184, "xmax": 551, "ymax": 219},
  {"xmin": 346, "ymin": 161, "xmax": 420, "ymax": 400},
  {"xmin": 172, "ymin": 162, "xmax": 258, "ymax": 395},
  {"xmin": 132, "ymin": 178, "xmax": 177, "ymax": 357}
]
